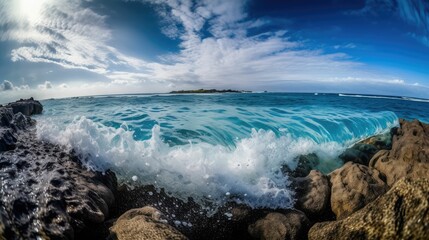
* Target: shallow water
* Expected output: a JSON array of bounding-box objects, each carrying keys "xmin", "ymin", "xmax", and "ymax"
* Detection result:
[{"xmin": 34, "ymin": 93, "xmax": 429, "ymax": 210}]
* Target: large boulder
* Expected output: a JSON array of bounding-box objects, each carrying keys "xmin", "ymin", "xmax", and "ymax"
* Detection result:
[
  {"xmin": 308, "ymin": 178, "xmax": 429, "ymax": 240},
  {"xmin": 329, "ymin": 162, "xmax": 388, "ymax": 219},
  {"xmin": 369, "ymin": 119, "xmax": 429, "ymax": 186},
  {"xmin": 6, "ymin": 98, "xmax": 43, "ymax": 116},
  {"xmin": 108, "ymin": 206, "xmax": 187, "ymax": 240},
  {"xmin": 248, "ymin": 210, "xmax": 310, "ymax": 240},
  {"xmin": 291, "ymin": 170, "xmax": 331, "ymax": 218},
  {"xmin": 0, "ymin": 130, "xmax": 117, "ymax": 239}
]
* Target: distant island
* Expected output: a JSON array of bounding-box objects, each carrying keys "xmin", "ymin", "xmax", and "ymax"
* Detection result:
[{"xmin": 170, "ymin": 89, "xmax": 251, "ymax": 94}]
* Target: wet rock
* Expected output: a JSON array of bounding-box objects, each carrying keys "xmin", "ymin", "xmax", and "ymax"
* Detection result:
[
  {"xmin": 0, "ymin": 128, "xmax": 17, "ymax": 152},
  {"xmin": 369, "ymin": 119, "xmax": 429, "ymax": 186},
  {"xmin": 248, "ymin": 210, "xmax": 310, "ymax": 240},
  {"xmin": 339, "ymin": 143, "xmax": 378, "ymax": 165},
  {"xmin": 11, "ymin": 112, "xmax": 35, "ymax": 131},
  {"xmin": 329, "ymin": 162, "xmax": 388, "ymax": 219},
  {"xmin": 0, "ymin": 107, "xmax": 13, "ymax": 127},
  {"xmin": 291, "ymin": 170, "xmax": 331, "ymax": 218},
  {"xmin": 0, "ymin": 129, "xmax": 117, "ymax": 239},
  {"xmin": 113, "ymin": 185, "xmax": 264, "ymax": 240},
  {"xmin": 308, "ymin": 178, "xmax": 429, "ymax": 240},
  {"xmin": 109, "ymin": 206, "xmax": 187, "ymax": 240},
  {"xmin": 283, "ymin": 153, "xmax": 320, "ymax": 178},
  {"xmin": 360, "ymin": 129, "xmax": 395, "ymax": 150},
  {"xmin": 6, "ymin": 98, "xmax": 43, "ymax": 116}
]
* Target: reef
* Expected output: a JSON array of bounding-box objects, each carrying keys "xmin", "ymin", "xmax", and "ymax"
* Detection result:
[{"xmin": 1, "ymin": 98, "xmax": 429, "ymax": 240}]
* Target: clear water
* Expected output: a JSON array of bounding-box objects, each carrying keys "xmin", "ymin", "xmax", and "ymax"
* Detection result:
[{"xmin": 34, "ymin": 93, "xmax": 429, "ymax": 210}]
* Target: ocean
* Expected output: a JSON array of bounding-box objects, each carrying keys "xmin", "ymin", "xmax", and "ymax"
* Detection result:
[{"xmin": 33, "ymin": 92, "xmax": 429, "ymax": 211}]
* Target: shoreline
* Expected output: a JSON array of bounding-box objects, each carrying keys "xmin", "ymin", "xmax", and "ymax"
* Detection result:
[{"xmin": 1, "ymin": 98, "xmax": 429, "ymax": 239}]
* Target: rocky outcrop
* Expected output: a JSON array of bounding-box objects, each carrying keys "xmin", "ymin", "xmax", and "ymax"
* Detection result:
[
  {"xmin": 370, "ymin": 119, "xmax": 429, "ymax": 186},
  {"xmin": 248, "ymin": 211, "xmax": 310, "ymax": 240},
  {"xmin": 0, "ymin": 99, "xmax": 117, "ymax": 239},
  {"xmin": 109, "ymin": 206, "xmax": 187, "ymax": 240},
  {"xmin": 308, "ymin": 178, "xmax": 429, "ymax": 240},
  {"xmin": 329, "ymin": 162, "xmax": 388, "ymax": 219},
  {"xmin": 291, "ymin": 170, "xmax": 331, "ymax": 218},
  {"xmin": 6, "ymin": 97, "xmax": 43, "ymax": 116}
]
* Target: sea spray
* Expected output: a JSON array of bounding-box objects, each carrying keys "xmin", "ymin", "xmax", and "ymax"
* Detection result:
[
  {"xmin": 34, "ymin": 93, "xmax": 400, "ymax": 211},
  {"xmin": 36, "ymin": 115, "xmax": 396, "ymax": 211}
]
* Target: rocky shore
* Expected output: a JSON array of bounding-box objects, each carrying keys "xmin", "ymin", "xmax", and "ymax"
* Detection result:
[{"xmin": 1, "ymin": 99, "xmax": 429, "ymax": 240}]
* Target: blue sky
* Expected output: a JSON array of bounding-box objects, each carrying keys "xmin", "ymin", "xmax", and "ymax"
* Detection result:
[{"xmin": 0, "ymin": 0, "xmax": 428, "ymax": 102}]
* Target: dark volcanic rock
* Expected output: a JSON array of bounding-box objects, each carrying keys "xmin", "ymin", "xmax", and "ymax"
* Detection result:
[
  {"xmin": 113, "ymin": 185, "xmax": 267, "ymax": 240},
  {"xmin": 109, "ymin": 206, "xmax": 187, "ymax": 240},
  {"xmin": 6, "ymin": 98, "xmax": 43, "ymax": 116},
  {"xmin": 370, "ymin": 119, "xmax": 429, "ymax": 186},
  {"xmin": 329, "ymin": 162, "xmax": 388, "ymax": 219},
  {"xmin": 291, "ymin": 170, "xmax": 332, "ymax": 219},
  {"xmin": 0, "ymin": 127, "xmax": 116, "ymax": 239},
  {"xmin": 0, "ymin": 128, "xmax": 17, "ymax": 152},
  {"xmin": 0, "ymin": 108, "xmax": 13, "ymax": 127},
  {"xmin": 248, "ymin": 210, "xmax": 310, "ymax": 240},
  {"xmin": 308, "ymin": 178, "xmax": 429, "ymax": 240}
]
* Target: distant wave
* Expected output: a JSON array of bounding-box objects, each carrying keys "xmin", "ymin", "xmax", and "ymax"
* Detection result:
[{"xmin": 339, "ymin": 93, "xmax": 429, "ymax": 103}]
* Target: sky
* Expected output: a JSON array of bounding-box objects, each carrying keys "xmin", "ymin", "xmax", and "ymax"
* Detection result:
[{"xmin": 0, "ymin": 0, "xmax": 429, "ymax": 103}]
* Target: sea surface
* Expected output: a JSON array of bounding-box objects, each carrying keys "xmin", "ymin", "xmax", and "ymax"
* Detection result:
[{"xmin": 34, "ymin": 93, "xmax": 429, "ymax": 211}]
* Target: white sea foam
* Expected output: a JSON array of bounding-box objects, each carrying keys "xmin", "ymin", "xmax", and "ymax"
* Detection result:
[{"xmin": 36, "ymin": 116, "xmax": 346, "ymax": 210}]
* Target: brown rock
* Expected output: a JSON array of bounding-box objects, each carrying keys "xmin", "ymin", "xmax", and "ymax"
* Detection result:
[
  {"xmin": 329, "ymin": 162, "xmax": 388, "ymax": 219},
  {"xmin": 369, "ymin": 119, "xmax": 429, "ymax": 186},
  {"xmin": 109, "ymin": 206, "xmax": 187, "ymax": 240},
  {"xmin": 292, "ymin": 170, "xmax": 331, "ymax": 217},
  {"xmin": 248, "ymin": 210, "xmax": 310, "ymax": 240},
  {"xmin": 308, "ymin": 178, "xmax": 429, "ymax": 240}
]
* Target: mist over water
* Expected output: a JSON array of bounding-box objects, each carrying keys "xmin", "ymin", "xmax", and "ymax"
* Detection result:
[{"xmin": 33, "ymin": 92, "xmax": 427, "ymax": 210}]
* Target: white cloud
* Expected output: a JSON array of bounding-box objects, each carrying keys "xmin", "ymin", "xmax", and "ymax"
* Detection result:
[
  {"xmin": 0, "ymin": 0, "xmax": 147, "ymax": 74},
  {"xmin": 0, "ymin": 0, "xmax": 427, "ymax": 100},
  {"xmin": 1, "ymin": 80, "xmax": 14, "ymax": 91},
  {"xmin": 38, "ymin": 81, "xmax": 53, "ymax": 90}
]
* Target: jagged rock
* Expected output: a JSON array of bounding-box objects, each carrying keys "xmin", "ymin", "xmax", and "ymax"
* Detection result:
[
  {"xmin": 0, "ymin": 129, "xmax": 117, "ymax": 239},
  {"xmin": 291, "ymin": 170, "xmax": 331, "ymax": 218},
  {"xmin": 248, "ymin": 210, "xmax": 310, "ymax": 240},
  {"xmin": 329, "ymin": 162, "xmax": 388, "ymax": 219},
  {"xmin": 369, "ymin": 119, "xmax": 429, "ymax": 186},
  {"xmin": 308, "ymin": 178, "xmax": 429, "ymax": 240},
  {"xmin": 0, "ymin": 108, "xmax": 13, "ymax": 127},
  {"xmin": 6, "ymin": 98, "xmax": 43, "ymax": 116},
  {"xmin": 11, "ymin": 112, "xmax": 35, "ymax": 131},
  {"xmin": 109, "ymin": 206, "xmax": 187, "ymax": 240},
  {"xmin": 0, "ymin": 128, "xmax": 16, "ymax": 152}
]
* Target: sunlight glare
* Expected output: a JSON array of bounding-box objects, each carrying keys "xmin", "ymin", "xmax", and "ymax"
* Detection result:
[{"xmin": 16, "ymin": 0, "xmax": 49, "ymax": 25}]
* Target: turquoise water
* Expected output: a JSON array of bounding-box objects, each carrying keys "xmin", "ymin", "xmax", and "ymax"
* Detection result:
[{"xmin": 34, "ymin": 93, "xmax": 429, "ymax": 210}]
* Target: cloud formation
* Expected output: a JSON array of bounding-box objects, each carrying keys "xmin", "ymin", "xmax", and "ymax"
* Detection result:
[
  {"xmin": 0, "ymin": 0, "xmax": 427, "ymax": 100},
  {"xmin": 0, "ymin": 0, "xmax": 147, "ymax": 74},
  {"xmin": 1, "ymin": 80, "xmax": 14, "ymax": 91}
]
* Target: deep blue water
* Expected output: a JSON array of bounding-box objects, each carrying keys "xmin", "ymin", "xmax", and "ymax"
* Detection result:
[{"xmin": 33, "ymin": 93, "xmax": 429, "ymax": 210}]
